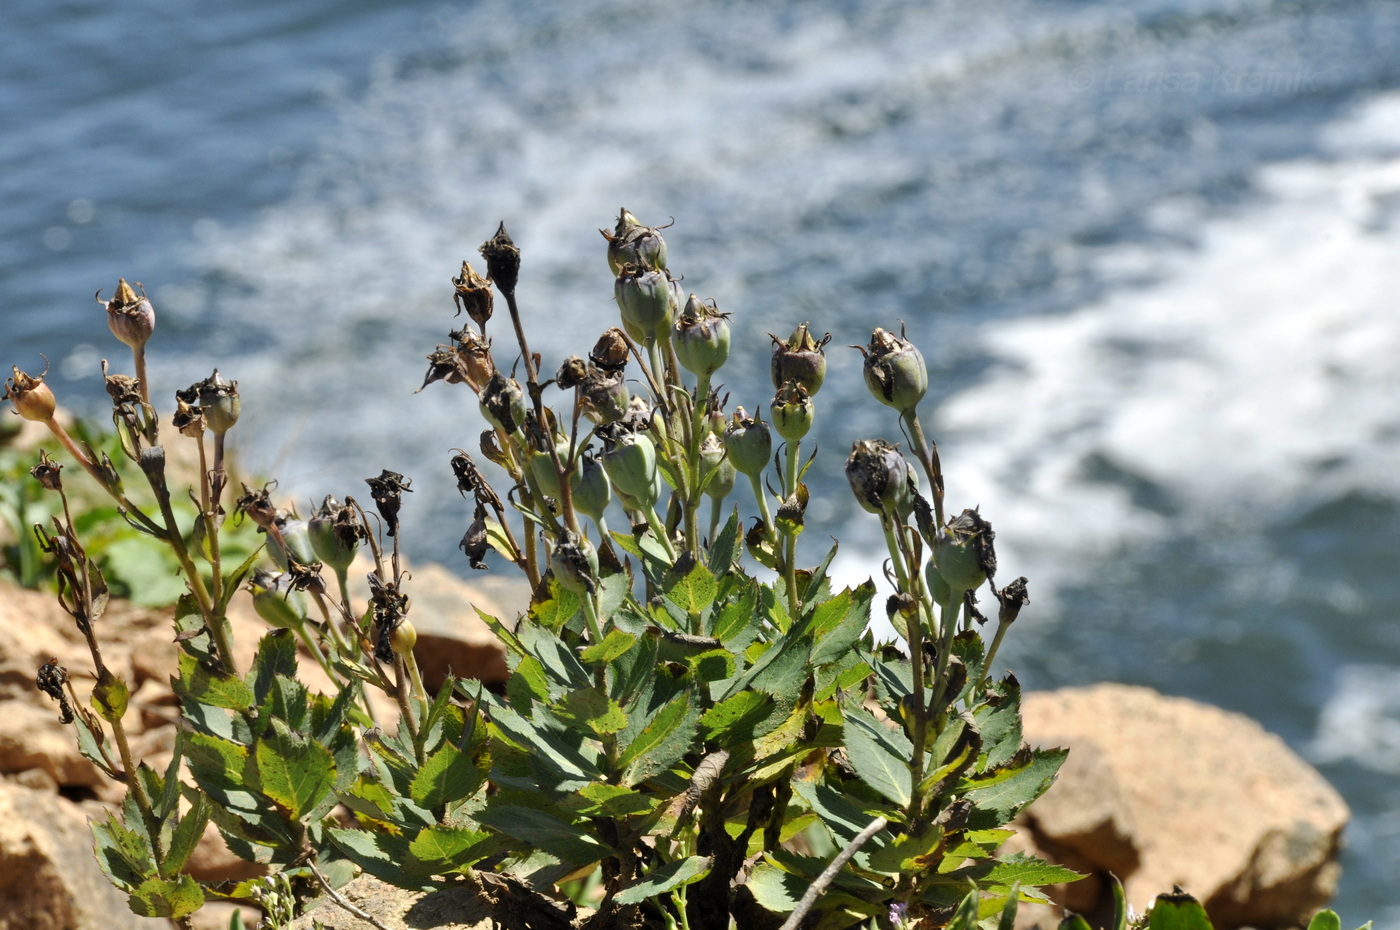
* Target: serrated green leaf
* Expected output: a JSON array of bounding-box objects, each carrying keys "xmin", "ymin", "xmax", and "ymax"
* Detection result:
[
  {"xmin": 556, "ymin": 688, "xmax": 630, "ymax": 737},
  {"xmin": 700, "ymin": 690, "xmax": 776, "ymax": 741},
  {"xmin": 410, "ymin": 741, "xmax": 481, "ymax": 813},
  {"xmin": 406, "ymin": 824, "xmax": 496, "ymax": 873},
  {"xmin": 475, "ymin": 803, "xmax": 609, "ymax": 866},
  {"xmin": 712, "ymin": 579, "xmax": 760, "ymax": 647},
  {"xmin": 92, "ymin": 811, "xmax": 155, "ymax": 889},
  {"xmin": 615, "ymin": 855, "xmax": 712, "ymax": 905},
  {"xmin": 127, "ymin": 875, "xmax": 204, "ymax": 919},
  {"xmin": 983, "ymin": 853, "xmax": 1084, "ymax": 888},
  {"xmin": 1307, "ymin": 912, "xmax": 1343, "ymax": 930},
  {"xmin": 745, "ymin": 861, "xmax": 802, "ymax": 914},
  {"xmin": 964, "ymin": 749, "xmax": 1067, "ymax": 822},
  {"xmin": 250, "ymin": 629, "xmax": 298, "ymax": 706},
  {"xmin": 72, "ymin": 708, "xmax": 118, "ymax": 778},
  {"xmin": 572, "ymin": 783, "xmax": 658, "ymax": 818},
  {"xmin": 91, "ymin": 671, "xmax": 130, "ymax": 723},
  {"xmin": 527, "ymin": 578, "xmax": 582, "ymax": 632},
  {"xmin": 247, "ymin": 717, "xmax": 336, "ymax": 820},
  {"xmin": 1148, "ymin": 888, "xmax": 1215, "ymax": 930},
  {"xmin": 329, "ymin": 828, "xmax": 434, "ymax": 892},
  {"xmin": 580, "ymin": 629, "xmax": 638, "ymax": 665},
  {"xmin": 162, "ymin": 793, "xmax": 211, "ymax": 878},
  {"xmin": 1110, "ymin": 873, "xmax": 1128, "ymax": 930},
  {"xmin": 185, "ymin": 731, "xmax": 260, "ymax": 813},
  {"xmin": 843, "ymin": 703, "xmax": 913, "ymax": 806},
  {"xmin": 620, "ymin": 692, "xmax": 701, "ymax": 787},
  {"xmin": 974, "ymin": 675, "xmax": 1024, "ymax": 769},
  {"xmin": 488, "ymin": 699, "xmax": 602, "ymax": 787},
  {"xmin": 810, "ymin": 582, "xmax": 875, "ymax": 667},
  {"xmin": 709, "ymin": 509, "xmax": 740, "ymax": 575},
  {"xmin": 665, "ymin": 559, "xmax": 718, "ymax": 616},
  {"xmin": 176, "ymin": 651, "xmax": 254, "ymax": 711},
  {"xmin": 687, "ymin": 648, "xmax": 735, "ymax": 683}
]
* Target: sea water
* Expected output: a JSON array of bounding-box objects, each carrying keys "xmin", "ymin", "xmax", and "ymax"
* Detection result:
[{"xmin": 3, "ymin": 0, "xmax": 1399, "ymax": 921}]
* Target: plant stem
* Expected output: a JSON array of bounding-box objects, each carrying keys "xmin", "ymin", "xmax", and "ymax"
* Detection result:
[
  {"xmin": 781, "ymin": 438, "xmax": 802, "ymax": 619},
  {"xmin": 779, "ymin": 816, "xmax": 888, "ymax": 930},
  {"xmin": 901, "ymin": 408, "xmax": 945, "ymax": 529}
]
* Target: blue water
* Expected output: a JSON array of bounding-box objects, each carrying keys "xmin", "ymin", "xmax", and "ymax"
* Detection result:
[{"xmin": 5, "ymin": 0, "xmax": 1400, "ymax": 921}]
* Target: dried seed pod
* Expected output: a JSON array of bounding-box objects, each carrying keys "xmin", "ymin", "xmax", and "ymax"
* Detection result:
[
  {"xmin": 451, "ymin": 260, "xmax": 494, "ymax": 329},
  {"xmin": 845, "ymin": 439, "xmax": 917, "ymax": 520},
  {"xmin": 770, "ymin": 323, "xmax": 830, "ymax": 395},
  {"xmin": 365, "ymin": 469, "xmax": 412, "ymax": 538},
  {"xmin": 479, "ymin": 371, "xmax": 527, "ymax": 435},
  {"xmin": 29, "ymin": 450, "xmax": 63, "ymax": 491},
  {"xmin": 602, "ymin": 207, "xmax": 668, "ymax": 276},
  {"xmin": 478, "ymin": 222, "xmax": 520, "ymax": 295},
  {"xmin": 590, "ymin": 327, "xmax": 631, "ymax": 374}
]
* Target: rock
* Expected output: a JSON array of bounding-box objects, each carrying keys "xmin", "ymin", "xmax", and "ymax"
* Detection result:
[
  {"xmin": 0, "ymin": 780, "xmax": 167, "ymax": 930},
  {"xmin": 290, "ymin": 873, "xmax": 581, "ymax": 930},
  {"xmin": 1018, "ymin": 684, "xmax": 1348, "ymax": 929}
]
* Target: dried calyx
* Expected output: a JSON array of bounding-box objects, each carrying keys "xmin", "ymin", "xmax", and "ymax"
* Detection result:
[
  {"xmin": 770, "ymin": 322, "xmax": 830, "ymax": 396},
  {"xmin": 451, "ymin": 260, "xmax": 494, "ymax": 329},
  {"xmin": 175, "ymin": 370, "xmax": 240, "ymax": 436},
  {"xmin": 478, "ymin": 222, "xmax": 520, "ymax": 295},
  {"xmin": 845, "ymin": 439, "xmax": 917, "ymax": 519},
  {"xmin": 601, "ymin": 207, "xmax": 669, "ymax": 276},
  {"xmin": 856, "ymin": 325, "xmax": 928, "ymax": 415}
]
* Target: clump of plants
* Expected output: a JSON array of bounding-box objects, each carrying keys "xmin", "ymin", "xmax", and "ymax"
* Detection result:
[{"xmin": 9, "ymin": 211, "xmax": 1148, "ymax": 930}]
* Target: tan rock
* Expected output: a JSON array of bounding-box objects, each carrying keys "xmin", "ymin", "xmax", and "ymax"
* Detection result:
[
  {"xmin": 289, "ymin": 873, "xmax": 580, "ymax": 930},
  {"xmin": 1019, "ymin": 684, "xmax": 1348, "ymax": 929},
  {"xmin": 0, "ymin": 780, "xmax": 167, "ymax": 930}
]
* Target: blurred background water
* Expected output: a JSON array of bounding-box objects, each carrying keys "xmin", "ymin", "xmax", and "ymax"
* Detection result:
[{"xmin": 4, "ymin": 0, "xmax": 1400, "ymax": 920}]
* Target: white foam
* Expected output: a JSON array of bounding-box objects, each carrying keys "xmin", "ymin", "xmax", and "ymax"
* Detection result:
[
  {"xmin": 1313, "ymin": 664, "xmax": 1400, "ymax": 774},
  {"xmin": 936, "ymin": 92, "xmax": 1400, "ymax": 595}
]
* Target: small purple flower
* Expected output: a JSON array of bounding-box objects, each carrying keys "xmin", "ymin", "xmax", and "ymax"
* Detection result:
[{"xmin": 889, "ymin": 901, "xmax": 910, "ymax": 928}]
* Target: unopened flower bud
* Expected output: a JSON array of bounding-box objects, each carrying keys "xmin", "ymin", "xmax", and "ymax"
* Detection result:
[
  {"xmin": 723, "ymin": 407, "xmax": 772, "ymax": 477},
  {"xmin": 931, "ymin": 508, "xmax": 996, "ymax": 597},
  {"xmin": 478, "ymin": 222, "xmax": 520, "ymax": 295},
  {"xmin": 480, "ymin": 372, "xmax": 527, "ymax": 435},
  {"xmin": 98, "ymin": 278, "xmax": 156, "ymax": 350},
  {"xmin": 614, "ymin": 263, "xmax": 676, "ymax": 343},
  {"xmin": 602, "ymin": 207, "xmax": 668, "ymax": 276},
  {"xmin": 391, "ymin": 619, "xmax": 418, "ymax": 656},
  {"xmin": 5, "ymin": 362, "xmax": 57, "ymax": 422},
  {"xmin": 590, "ymin": 328, "xmax": 631, "ymax": 374},
  {"xmin": 30, "ymin": 451, "xmax": 63, "ymax": 491},
  {"xmin": 673, "ymin": 295, "xmax": 732, "ymax": 378},
  {"xmin": 579, "ymin": 368, "xmax": 629, "ymax": 424},
  {"xmin": 308, "ymin": 496, "xmax": 364, "ymax": 572},
  {"xmin": 570, "ymin": 452, "xmax": 612, "ymax": 520},
  {"xmin": 451, "ymin": 260, "xmax": 494, "ymax": 329},
  {"xmin": 699, "ymin": 434, "xmax": 736, "ymax": 501},
  {"xmin": 844, "ymin": 440, "xmax": 916, "ymax": 519},
  {"xmin": 248, "ymin": 569, "xmax": 308, "ymax": 630},
  {"xmin": 770, "ymin": 323, "xmax": 830, "ymax": 395},
  {"xmin": 601, "ymin": 427, "xmax": 659, "ymax": 507},
  {"xmin": 550, "ymin": 530, "xmax": 599, "ymax": 595},
  {"xmin": 858, "ymin": 326, "xmax": 927, "ymax": 414},
  {"xmin": 770, "ymin": 381, "xmax": 813, "ymax": 443}
]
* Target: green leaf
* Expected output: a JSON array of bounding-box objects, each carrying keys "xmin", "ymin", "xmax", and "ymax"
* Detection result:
[
  {"xmin": 664, "ymin": 559, "xmax": 718, "ymax": 616},
  {"xmin": 974, "ymin": 674, "xmax": 1024, "ymax": 769},
  {"xmin": 91, "ymin": 670, "xmax": 130, "ymax": 723},
  {"xmin": 92, "ymin": 811, "xmax": 155, "ymax": 889},
  {"xmin": 745, "ymin": 861, "xmax": 801, "ymax": 914},
  {"xmin": 127, "ymin": 875, "xmax": 204, "ymax": 920},
  {"xmin": 700, "ymin": 690, "xmax": 777, "ymax": 742},
  {"xmin": 947, "ymin": 886, "xmax": 981, "ymax": 930},
  {"xmin": 793, "ymin": 781, "xmax": 898, "ymax": 849},
  {"xmin": 526, "ymin": 577, "xmax": 582, "ymax": 632},
  {"xmin": 475, "ymin": 803, "xmax": 609, "ymax": 866},
  {"xmin": 71, "ymin": 704, "xmax": 118, "ymax": 777},
  {"xmin": 162, "ymin": 793, "xmax": 211, "ymax": 878},
  {"xmin": 406, "ymin": 824, "xmax": 497, "ymax": 873},
  {"xmin": 488, "ymin": 699, "xmax": 602, "ymax": 787},
  {"xmin": 1110, "ymin": 874, "xmax": 1128, "ymax": 930},
  {"xmin": 579, "ymin": 629, "xmax": 637, "ymax": 665},
  {"xmin": 572, "ymin": 783, "xmax": 658, "ymax": 818},
  {"xmin": 409, "ymin": 741, "xmax": 481, "ymax": 813},
  {"xmin": 964, "ymin": 749, "xmax": 1068, "ymax": 823},
  {"xmin": 185, "ymin": 732, "xmax": 260, "ymax": 813},
  {"xmin": 216, "ymin": 546, "xmax": 265, "ymax": 616},
  {"xmin": 176, "ymin": 651, "xmax": 254, "ymax": 712},
  {"xmin": 1307, "ymin": 912, "xmax": 1343, "ymax": 930},
  {"xmin": 329, "ymin": 828, "xmax": 434, "ymax": 892},
  {"xmin": 998, "ymin": 883, "xmax": 1022, "ymax": 930},
  {"xmin": 687, "ymin": 648, "xmax": 736, "ymax": 683},
  {"xmin": 712, "ymin": 579, "xmax": 760, "ymax": 647},
  {"xmin": 250, "ymin": 629, "xmax": 299, "ymax": 706},
  {"xmin": 1148, "ymin": 888, "xmax": 1215, "ymax": 930},
  {"xmin": 709, "ymin": 509, "xmax": 741, "ymax": 575},
  {"xmin": 555, "ymin": 687, "xmax": 630, "ymax": 737},
  {"xmin": 615, "ymin": 856, "xmax": 712, "ymax": 905},
  {"xmin": 102, "ymin": 536, "xmax": 186, "ymax": 607},
  {"xmin": 247, "ymin": 717, "xmax": 336, "ymax": 820},
  {"xmin": 843, "ymin": 702, "xmax": 913, "ymax": 806},
  {"xmin": 619, "ymin": 692, "xmax": 701, "ymax": 787},
  {"xmin": 983, "ymin": 853, "xmax": 1083, "ymax": 888},
  {"xmin": 809, "ymin": 582, "xmax": 875, "ymax": 667}
]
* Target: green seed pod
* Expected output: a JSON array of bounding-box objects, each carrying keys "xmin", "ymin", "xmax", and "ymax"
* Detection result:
[
  {"xmin": 770, "ymin": 381, "xmax": 814, "ymax": 443},
  {"xmin": 480, "ymin": 371, "xmax": 527, "ymax": 434},
  {"xmin": 570, "ymin": 452, "xmax": 612, "ymax": 520},
  {"xmin": 931, "ymin": 508, "xmax": 996, "ymax": 597},
  {"xmin": 770, "ymin": 323, "xmax": 830, "ymax": 395},
  {"xmin": 699, "ymin": 433, "xmax": 736, "ymax": 501},
  {"xmin": 858, "ymin": 326, "xmax": 928, "ymax": 414},
  {"xmin": 602, "ymin": 428, "xmax": 659, "ymax": 508},
  {"xmin": 844, "ymin": 439, "xmax": 916, "ymax": 519},
  {"xmin": 528, "ymin": 432, "xmax": 571, "ymax": 499},
  {"xmin": 603, "ymin": 207, "xmax": 668, "ymax": 276},
  {"xmin": 269, "ymin": 518, "xmax": 318, "ymax": 571},
  {"xmin": 391, "ymin": 619, "xmax": 418, "ymax": 656},
  {"xmin": 550, "ymin": 530, "xmax": 599, "ymax": 595},
  {"xmin": 614, "ymin": 263, "xmax": 676, "ymax": 343},
  {"xmin": 308, "ymin": 496, "xmax": 364, "ymax": 573},
  {"xmin": 100, "ymin": 278, "xmax": 156, "ymax": 350},
  {"xmin": 193, "ymin": 370, "xmax": 240, "ymax": 435},
  {"xmin": 249, "ymin": 569, "xmax": 308, "ymax": 630},
  {"xmin": 723, "ymin": 407, "xmax": 772, "ymax": 477},
  {"xmin": 673, "ymin": 294, "xmax": 732, "ymax": 378}
]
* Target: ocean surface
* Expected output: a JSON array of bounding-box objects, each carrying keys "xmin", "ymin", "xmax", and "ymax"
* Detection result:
[{"xmin": 4, "ymin": 0, "xmax": 1400, "ymax": 920}]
